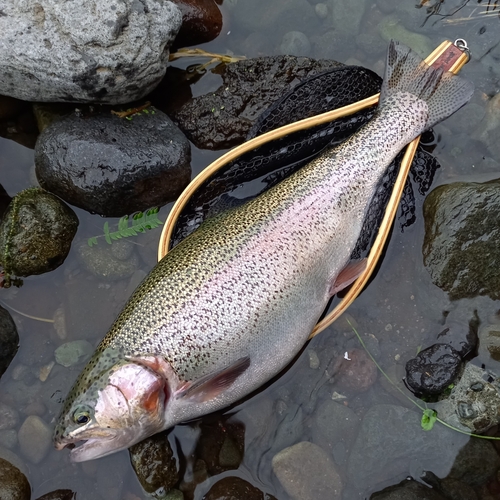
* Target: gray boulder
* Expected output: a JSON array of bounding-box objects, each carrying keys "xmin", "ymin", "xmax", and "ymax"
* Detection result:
[{"xmin": 0, "ymin": 1, "xmax": 182, "ymax": 104}]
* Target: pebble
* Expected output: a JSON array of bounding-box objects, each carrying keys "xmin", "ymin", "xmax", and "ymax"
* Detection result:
[
  {"xmin": 315, "ymin": 3, "xmax": 328, "ymax": 19},
  {"xmin": 18, "ymin": 415, "xmax": 53, "ymax": 464},
  {"xmin": 280, "ymin": 31, "xmax": 311, "ymax": 57},
  {"xmin": 307, "ymin": 348, "xmax": 320, "ymax": 369},
  {"xmin": 333, "ymin": 348, "xmax": 378, "ymax": 393},
  {"xmin": 0, "ymin": 429, "xmax": 18, "ymax": 449},
  {"xmin": 272, "ymin": 441, "xmax": 343, "ymax": 500},
  {"xmin": 0, "ymin": 402, "xmax": 19, "ymax": 430},
  {"xmin": 54, "ymin": 340, "xmax": 94, "ymax": 368}
]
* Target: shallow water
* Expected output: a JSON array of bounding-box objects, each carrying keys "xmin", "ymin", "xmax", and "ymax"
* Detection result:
[{"xmin": 1, "ymin": 0, "xmax": 500, "ymax": 499}]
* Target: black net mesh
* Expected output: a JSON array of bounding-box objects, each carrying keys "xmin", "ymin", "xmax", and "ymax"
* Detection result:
[{"xmin": 170, "ymin": 64, "xmax": 439, "ymax": 254}]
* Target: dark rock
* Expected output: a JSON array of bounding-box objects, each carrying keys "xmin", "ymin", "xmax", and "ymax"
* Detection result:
[
  {"xmin": 272, "ymin": 441, "xmax": 343, "ymax": 500},
  {"xmin": 448, "ymin": 437, "xmax": 500, "ymax": 488},
  {"xmin": 0, "ymin": 1, "xmax": 182, "ymax": 104},
  {"xmin": 0, "ymin": 188, "xmax": 78, "ymax": 285},
  {"xmin": 171, "ymin": 0, "xmax": 223, "ymax": 47},
  {"xmin": 168, "ymin": 56, "xmax": 343, "ymax": 150},
  {"xmin": 203, "ymin": 477, "xmax": 276, "ymax": 500},
  {"xmin": 195, "ymin": 418, "xmax": 244, "ymax": 475},
  {"xmin": 35, "ymin": 107, "xmax": 191, "ymax": 216},
  {"xmin": 333, "ymin": 348, "xmax": 378, "ymax": 393},
  {"xmin": 0, "ymin": 457, "xmax": 31, "ymax": 500},
  {"xmin": 35, "ymin": 490, "xmax": 76, "ymax": 500},
  {"xmin": 129, "ymin": 431, "xmax": 179, "ymax": 497},
  {"xmin": 423, "ymin": 179, "xmax": 500, "ymax": 300},
  {"xmin": 422, "ymin": 471, "xmax": 479, "ymax": 500},
  {"xmin": 0, "ymin": 306, "xmax": 18, "ymax": 378},
  {"xmin": 0, "ymin": 184, "xmax": 12, "ymax": 219},
  {"xmin": 405, "ymin": 344, "xmax": 463, "ymax": 395},
  {"xmin": 370, "ymin": 477, "xmax": 447, "ymax": 500},
  {"xmin": 0, "ymin": 96, "xmax": 27, "ymax": 122}
]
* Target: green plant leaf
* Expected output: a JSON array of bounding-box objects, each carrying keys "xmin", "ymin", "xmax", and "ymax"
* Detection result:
[
  {"xmin": 421, "ymin": 409, "xmax": 437, "ymax": 431},
  {"xmin": 87, "ymin": 207, "xmax": 164, "ymax": 246}
]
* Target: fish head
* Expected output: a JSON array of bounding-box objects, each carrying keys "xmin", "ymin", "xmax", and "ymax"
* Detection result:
[{"xmin": 53, "ymin": 348, "xmax": 168, "ymax": 462}]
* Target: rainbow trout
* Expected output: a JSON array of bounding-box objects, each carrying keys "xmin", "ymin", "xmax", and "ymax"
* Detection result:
[{"xmin": 54, "ymin": 41, "xmax": 473, "ymax": 461}]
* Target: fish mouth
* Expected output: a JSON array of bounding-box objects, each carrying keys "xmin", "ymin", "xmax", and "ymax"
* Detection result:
[{"xmin": 54, "ymin": 429, "xmax": 142, "ymax": 462}]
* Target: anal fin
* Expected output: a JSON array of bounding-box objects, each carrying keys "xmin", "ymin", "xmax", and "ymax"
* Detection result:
[
  {"xmin": 176, "ymin": 357, "xmax": 251, "ymax": 403},
  {"xmin": 329, "ymin": 259, "xmax": 367, "ymax": 296}
]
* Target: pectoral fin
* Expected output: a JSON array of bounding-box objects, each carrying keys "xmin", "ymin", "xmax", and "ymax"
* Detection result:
[
  {"xmin": 175, "ymin": 357, "xmax": 251, "ymax": 403},
  {"xmin": 329, "ymin": 259, "xmax": 367, "ymax": 296}
]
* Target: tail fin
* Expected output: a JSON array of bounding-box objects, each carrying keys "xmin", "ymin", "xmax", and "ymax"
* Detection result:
[{"xmin": 380, "ymin": 40, "xmax": 474, "ymax": 129}]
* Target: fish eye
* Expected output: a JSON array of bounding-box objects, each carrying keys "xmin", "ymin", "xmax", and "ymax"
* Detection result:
[{"xmin": 73, "ymin": 407, "xmax": 92, "ymax": 425}]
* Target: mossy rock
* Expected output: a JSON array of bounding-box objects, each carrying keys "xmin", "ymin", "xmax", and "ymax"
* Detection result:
[{"xmin": 0, "ymin": 187, "xmax": 78, "ymax": 285}]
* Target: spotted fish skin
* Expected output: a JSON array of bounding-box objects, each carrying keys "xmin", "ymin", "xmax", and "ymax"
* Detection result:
[{"xmin": 53, "ymin": 41, "xmax": 474, "ymax": 461}]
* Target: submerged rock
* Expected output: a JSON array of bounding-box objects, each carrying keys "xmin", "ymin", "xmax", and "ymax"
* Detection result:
[
  {"xmin": 0, "ymin": 1, "xmax": 182, "ymax": 104},
  {"xmin": 168, "ymin": 56, "xmax": 343, "ymax": 150},
  {"xmin": 35, "ymin": 490, "xmax": 76, "ymax": 500},
  {"xmin": 272, "ymin": 441, "xmax": 343, "ymax": 500},
  {"xmin": 347, "ymin": 404, "xmax": 468, "ymax": 492},
  {"xmin": 434, "ymin": 363, "xmax": 500, "ymax": 434},
  {"xmin": 35, "ymin": 107, "xmax": 191, "ymax": 216},
  {"xmin": 0, "ymin": 306, "xmax": 19, "ymax": 378},
  {"xmin": 405, "ymin": 344, "xmax": 462, "ymax": 396},
  {"xmin": 333, "ymin": 348, "xmax": 378, "ymax": 393},
  {"xmin": 0, "ymin": 188, "xmax": 78, "ymax": 285},
  {"xmin": 17, "ymin": 415, "xmax": 53, "ymax": 464},
  {"xmin": 423, "ymin": 179, "xmax": 500, "ymax": 300},
  {"xmin": 203, "ymin": 477, "xmax": 276, "ymax": 500},
  {"xmin": 54, "ymin": 340, "xmax": 94, "ymax": 368},
  {"xmin": 370, "ymin": 477, "xmax": 447, "ymax": 499},
  {"xmin": 0, "ymin": 457, "xmax": 31, "ymax": 500},
  {"xmin": 76, "ymin": 239, "xmax": 140, "ymax": 281},
  {"xmin": 129, "ymin": 431, "xmax": 179, "ymax": 498}
]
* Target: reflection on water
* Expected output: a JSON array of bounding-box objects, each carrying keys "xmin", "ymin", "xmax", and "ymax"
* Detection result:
[{"xmin": 0, "ymin": 0, "xmax": 500, "ymax": 499}]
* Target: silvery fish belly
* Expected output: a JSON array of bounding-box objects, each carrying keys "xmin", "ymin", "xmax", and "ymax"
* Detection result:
[{"xmin": 53, "ymin": 41, "xmax": 474, "ymax": 461}]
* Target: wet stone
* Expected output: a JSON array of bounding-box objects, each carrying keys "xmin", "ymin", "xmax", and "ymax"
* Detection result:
[
  {"xmin": 423, "ymin": 179, "xmax": 500, "ymax": 300},
  {"xmin": 129, "ymin": 431, "xmax": 179, "ymax": 497},
  {"xmin": 55, "ymin": 340, "xmax": 94, "ymax": 368},
  {"xmin": 272, "ymin": 441, "xmax": 343, "ymax": 500},
  {"xmin": 18, "ymin": 415, "xmax": 53, "ymax": 464},
  {"xmin": 168, "ymin": 56, "xmax": 343, "ymax": 150},
  {"xmin": 203, "ymin": 476, "xmax": 276, "ymax": 500},
  {"xmin": 0, "ymin": 306, "xmax": 18, "ymax": 378},
  {"xmin": 0, "ymin": 457, "xmax": 31, "ymax": 500},
  {"xmin": 405, "ymin": 343, "xmax": 462, "ymax": 395},
  {"xmin": 478, "ymin": 324, "xmax": 500, "ymax": 367},
  {"xmin": 35, "ymin": 107, "xmax": 191, "ymax": 217},
  {"xmin": 0, "ymin": 188, "xmax": 78, "ymax": 283}
]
